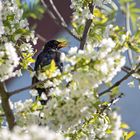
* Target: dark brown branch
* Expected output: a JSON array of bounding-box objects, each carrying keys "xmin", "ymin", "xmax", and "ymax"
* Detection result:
[
  {"xmin": 99, "ymin": 63, "xmax": 140, "ymax": 96},
  {"xmin": 79, "ymin": 4, "xmax": 95, "ymax": 50},
  {"xmin": 0, "ymin": 83, "xmax": 15, "ymax": 130},
  {"xmin": 8, "ymin": 78, "xmax": 49, "ymax": 97},
  {"xmin": 99, "ymin": 93, "xmax": 124, "ymax": 114},
  {"xmin": 122, "ymin": 66, "xmax": 140, "ymax": 81},
  {"xmin": 122, "ymin": 67, "xmax": 129, "ymax": 73},
  {"xmin": 41, "ymin": 0, "xmax": 80, "ymax": 41}
]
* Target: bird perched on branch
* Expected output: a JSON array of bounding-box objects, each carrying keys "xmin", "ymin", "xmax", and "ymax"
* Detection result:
[{"xmin": 32, "ymin": 40, "xmax": 67, "ymax": 105}]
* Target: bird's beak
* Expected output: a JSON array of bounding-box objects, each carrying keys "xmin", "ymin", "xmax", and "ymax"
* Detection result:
[{"xmin": 58, "ymin": 41, "xmax": 68, "ymax": 48}]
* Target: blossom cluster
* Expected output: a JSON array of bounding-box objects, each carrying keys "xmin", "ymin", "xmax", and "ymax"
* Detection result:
[
  {"xmin": 70, "ymin": 0, "xmax": 113, "ymax": 44},
  {"xmin": 0, "ymin": 125, "xmax": 65, "ymax": 140},
  {"xmin": 67, "ymin": 111, "xmax": 123, "ymax": 140},
  {"xmin": 62, "ymin": 37, "xmax": 126, "ymax": 88},
  {"xmin": 0, "ymin": 0, "xmax": 37, "ymax": 81},
  {"xmin": 0, "ymin": 42, "xmax": 19, "ymax": 81},
  {"xmin": 70, "ymin": 0, "xmax": 94, "ymax": 25},
  {"xmin": 13, "ymin": 98, "xmax": 125, "ymax": 139},
  {"xmin": 14, "ymin": 91, "xmax": 98, "ymax": 131}
]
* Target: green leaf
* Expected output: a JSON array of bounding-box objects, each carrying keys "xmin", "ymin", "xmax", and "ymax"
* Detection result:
[
  {"xmin": 29, "ymin": 12, "xmax": 38, "ymax": 19},
  {"xmin": 125, "ymin": 131, "xmax": 136, "ymax": 140},
  {"xmin": 42, "ymin": 60, "xmax": 57, "ymax": 78},
  {"xmin": 128, "ymin": 43, "xmax": 140, "ymax": 53},
  {"xmin": 110, "ymin": 86, "xmax": 119, "ymax": 98},
  {"xmin": 121, "ymin": 123, "xmax": 129, "ymax": 129},
  {"xmin": 20, "ymin": 53, "xmax": 35, "ymax": 69},
  {"xmin": 16, "ymin": 0, "xmax": 21, "ymax": 6},
  {"xmin": 7, "ymin": 15, "xmax": 15, "ymax": 21},
  {"xmin": 31, "ymin": 102, "xmax": 42, "ymax": 111},
  {"xmin": 15, "ymin": 29, "xmax": 30, "ymax": 35},
  {"xmin": 106, "ymin": 129, "xmax": 112, "ymax": 134}
]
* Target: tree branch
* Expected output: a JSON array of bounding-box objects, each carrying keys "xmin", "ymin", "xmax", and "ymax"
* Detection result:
[
  {"xmin": 49, "ymin": 0, "xmax": 67, "ymax": 27},
  {"xmin": 36, "ymin": 33, "xmax": 47, "ymax": 43},
  {"xmin": 125, "ymin": 2, "xmax": 134, "ymax": 66},
  {"xmin": 8, "ymin": 78, "xmax": 48, "ymax": 97},
  {"xmin": 122, "ymin": 66, "xmax": 129, "ymax": 73},
  {"xmin": 41, "ymin": 0, "xmax": 80, "ymax": 41},
  {"xmin": 99, "ymin": 63, "xmax": 140, "ymax": 96},
  {"xmin": 99, "ymin": 93, "xmax": 124, "ymax": 114},
  {"xmin": 0, "ymin": 83, "xmax": 15, "ymax": 130},
  {"xmin": 9, "ymin": 63, "xmax": 140, "ymax": 97},
  {"xmin": 8, "ymin": 72, "xmax": 62, "ymax": 97},
  {"xmin": 79, "ymin": 4, "xmax": 95, "ymax": 50}
]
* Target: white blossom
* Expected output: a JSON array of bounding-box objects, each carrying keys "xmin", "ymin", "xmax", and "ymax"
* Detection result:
[
  {"xmin": 0, "ymin": 42, "xmax": 20, "ymax": 81},
  {"xmin": 128, "ymin": 81, "xmax": 135, "ymax": 88},
  {"xmin": 40, "ymin": 92, "xmax": 48, "ymax": 100},
  {"xmin": 30, "ymin": 89, "xmax": 39, "ymax": 97},
  {"xmin": 0, "ymin": 0, "xmax": 37, "ymax": 81},
  {"xmin": 68, "ymin": 47, "xmax": 78, "ymax": 55},
  {"xmin": 0, "ymin": 125, "xmax": 65, "ymax": 140}
]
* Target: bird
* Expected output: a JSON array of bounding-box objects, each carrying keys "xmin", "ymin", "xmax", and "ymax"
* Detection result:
[{"xmin": 32, "ymin": 40, "xmax": 67, "ymax": 105}]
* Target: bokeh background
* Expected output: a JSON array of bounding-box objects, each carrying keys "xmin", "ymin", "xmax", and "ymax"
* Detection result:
[{"xmin": 6, "ymin": 0, "xmax": 140, "ymax": 139}]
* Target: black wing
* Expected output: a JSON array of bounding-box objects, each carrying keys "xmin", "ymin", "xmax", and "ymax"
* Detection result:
[
  {"xmin": 34, "ymin": 51, "xmax": 44, "ymax": 71},
  {"xmin": 32, "ymin": 51, "xmax": 44, "ymax": 84},
  {"xmin": 32, "ymin": 51, "xmax": 54, "ymax": 84}
]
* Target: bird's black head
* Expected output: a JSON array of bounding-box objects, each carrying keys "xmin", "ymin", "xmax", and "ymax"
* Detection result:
[{"xmin": 43, "ymin": 40, "xmax": 67, "ymax": 52}]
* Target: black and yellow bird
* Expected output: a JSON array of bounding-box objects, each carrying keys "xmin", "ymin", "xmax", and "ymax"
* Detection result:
[{"xmin": 32, "ymin": 40, "xmax": 67, "ymax": 105}]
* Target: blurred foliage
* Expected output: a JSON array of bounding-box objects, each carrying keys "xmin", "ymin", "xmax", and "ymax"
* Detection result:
[
  {"xmin": 120, "ymin": 0, "xmax": 140, "ymax": 31},
  {"xmin": 126, "ymin": 29, "xmax": 140, "ymax": 53},
  {"xmin": 16, "ymin": 0, "xmax": 45, "ymax": 19}
]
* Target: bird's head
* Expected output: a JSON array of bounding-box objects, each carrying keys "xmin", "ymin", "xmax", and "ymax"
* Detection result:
[{"xmin": 43, "ymin": 40, "xmax": 67, "ymax": 52}]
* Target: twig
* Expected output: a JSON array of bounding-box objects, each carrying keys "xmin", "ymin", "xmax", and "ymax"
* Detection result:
[
  {"xmin": 126, "ymin": 2, "xmax": 134, "ymax": 66},
  {"xmin": 79, "ymin": 4, "xmax": 95, "ymax": 50},
  {"xmin": 41, "ymin": 0, "xmax": 80, "ymax": 41},
  {"xmin": 36, "ymin": 33, "xmax": 47, "ymax": 43},
  {"xmin": 99, "ymin": 93, "xmax": 124, "ymax": 114},
  {"xmin": 0, "ymin": 83, "xmax": 15, "ymax": 130},
  {"xmin": 9, "ymin": 78, "xmax": 50, "ymax": 97},
  {"xmin": 99, "ymin": 63, "xmax": 140, "ymax": 96},
  {"xmin": 49, "ymin": 0, "xmax": 67, "ymax": 26},
  {"xmin": 122, "ymin": 67, "xmax": 129, "ymax": 73},
  {"xmin": 122, "ymin": 66, "xmax": 140, "ymax": 81}
]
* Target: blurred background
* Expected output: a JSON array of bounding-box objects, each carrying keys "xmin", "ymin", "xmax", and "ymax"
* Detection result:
[{"xmin": 6, "ymin": 0, "xmax": 140, "ymax": 139}]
